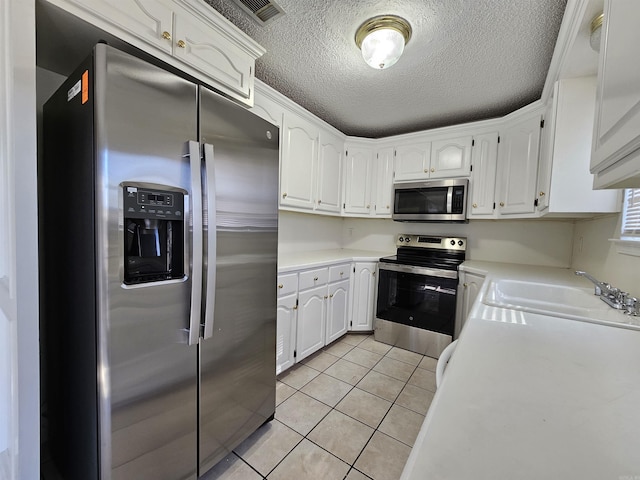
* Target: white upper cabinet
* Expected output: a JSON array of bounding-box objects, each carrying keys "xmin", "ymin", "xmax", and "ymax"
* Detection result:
[
  {"xmin": 495, "ymin": 113, "xmax": 542, "ymax": 215},
  {"xmin": 373, "ymin": 147, "xmax": 394, "ymax": 217},
  {"xmin": 173, "ymin": 11, "xmax": 253, "ymax": 100},
  {"xmin": 252, "ymin": 87, "xmax": 284, "ymax": 127},
  {"xmin": 343, "ymin": 145, "xmax": 374, "ymax": 215},
  {"xmin": 395, "ymin": 143, "xmax": 432, "ymax": 181},
  {"xmin": 467, "ymin": 132, "xmax": 499, "ymax": 218},
  {"xmin": 430, "ymin": 135, "xmax": 472, "ymax": 178},
  {"xmin": 280, "ymin": 113, "xmax": 318, "ymax": 210},
  {"xmin": 591, "ymin": 0, "xmax": 640, "ymax": 188},
  {"xmin": 44, "ymin": 0, "xmax": 263, "ymax": 105},
  {"xmin": 316, "ymin": 131, "xmax": 343, "ymax": 213},
  {"xmin": 538, "ymin": 77, "xmax": 621, "ymax": 215}
]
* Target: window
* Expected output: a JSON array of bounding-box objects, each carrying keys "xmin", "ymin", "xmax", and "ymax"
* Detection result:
[{"xmin": 621, "ymin": 188, "xmax": 640, "ymax": 240}]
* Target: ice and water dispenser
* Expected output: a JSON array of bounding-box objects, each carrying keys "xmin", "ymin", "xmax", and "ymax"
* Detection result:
[{"xmin": 123, "ymin": 185, "xmax": 185, "ymax": 284}]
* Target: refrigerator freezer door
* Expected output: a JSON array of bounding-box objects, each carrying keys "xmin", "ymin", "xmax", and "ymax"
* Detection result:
[
  {"xmin": 95, "ymin": 45, "xmax": 198, "ymax": 480},
  {"xmin": 198, "ymin": 86, "xmax": 279, "ymax": 474}
]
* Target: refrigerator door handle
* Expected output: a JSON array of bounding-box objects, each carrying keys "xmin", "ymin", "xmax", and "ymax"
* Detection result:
[
  {"xmin": 187, "ymin": 140, "xmax": 203, "ymax": 346},
  {"xmin": 202, "ymin": 143, "xmax": 217, "ymax": 339}
]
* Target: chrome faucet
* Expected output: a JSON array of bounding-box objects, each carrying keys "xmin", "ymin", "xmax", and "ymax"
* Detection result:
[
  {"xmin": 574, "ymin": 270, "xmax": 611, "ymax": 296},
  {"xmin": 575, "ymin": 270, "xmax": 639, "ymax": 316}
]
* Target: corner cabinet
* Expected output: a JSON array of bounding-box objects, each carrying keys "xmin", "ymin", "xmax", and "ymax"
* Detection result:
[
  {"xmin": 316, "ymin": 131, "xmax": 343, "ymax": 214},
  {"xmin": 44, "ymin": 0, "xmax": 263, "ymax": 105},
  {"xmin": 494, "ymin": 113, "xmax": 542, "ymax": 216},
  {"xmin": 590, "ymin": 0, "xmax": 640, "ymax": 188},
  {"xmin": 276, "ymin": 273, "xmax": 298, "ymax": 375},
  {"xmin": 350, "ymin": 262, "xmax": 377, "ymax": 331},
  {"xmin": 343, "ymin": 146, "xmax": 374, "ymax": 215}
]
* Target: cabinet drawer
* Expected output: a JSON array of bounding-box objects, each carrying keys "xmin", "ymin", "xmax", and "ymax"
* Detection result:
[
  {"xmin": 277, "ymin": 273, "xmax": 298, "ymax": 297},
  {"xmin": 329, "ymin": 263, "xmax": 351, "ymax": 283},
  {"xmin": 299, "ymin": 267, "xmax": 328, "ymax": 290}
]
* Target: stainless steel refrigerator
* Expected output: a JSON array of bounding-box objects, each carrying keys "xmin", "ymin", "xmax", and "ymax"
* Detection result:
[{"xmin": 40, "ymin": 44, "xmax": 278, "ymax": 480}]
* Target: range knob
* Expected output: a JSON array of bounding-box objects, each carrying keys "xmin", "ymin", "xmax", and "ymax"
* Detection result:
[
  {"xmin": 450, "ymin": 240, "xmax": 456, "ymax": 246},
  {"xmin": 458, "ymin": 240, "xmax": 464, "ymax": 246},
  {"xmin": 399, "ymin": 236, "xmax": 404, "ymax": 242},
  {"xmin": 405, "ymin": 237, "xmax": 411, "ymax": 243}
]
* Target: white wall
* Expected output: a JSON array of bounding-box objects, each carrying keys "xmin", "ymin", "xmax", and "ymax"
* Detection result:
[
  {"xmin": 278, "ymin": 211, "xmax": 344, "ymax": 254},
  {"xmin": 571, "ymin": 213, "xmax": 640, "ymax": 298},
  {"xmin": 342, "ymin": 217, "xmax": 575, "ymax": 267}
]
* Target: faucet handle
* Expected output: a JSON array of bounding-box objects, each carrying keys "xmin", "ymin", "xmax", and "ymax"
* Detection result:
[{"xmin": 625, "ymin": 297, "xmax": 639, "ymax": 316}]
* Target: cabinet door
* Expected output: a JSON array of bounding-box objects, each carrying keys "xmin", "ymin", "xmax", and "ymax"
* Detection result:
[
  {"xmin": 326, "ymin": 280, "xmax": 350, "ymax": 344},
  {"xmin": 56, "ymin": 0, "xmax": 174, "ymax": 53},
  {"xmin": 495, "ymin": 114, "xmax": 541, "ymax": 215},
  {"xmin": 455, "ymin": 272, "xmax": 484, "ymax": 338},
  {"xmin": 350, "ymin": 263, "xmax": 377, "ymax": 331},
  {"xmin": 373, "ymin": 147, "xmax": 394, "ymax": 217},
  {"xmin": 276, "ymin": 293, "xmax": 297, "ymax": 374},
  {"xmin": 343, "ymin": 146, "xmax": 373, "ymax": 215},
  {"xmin": 536, "ymin": 93, "xmax": 557, "ymax": 212},
  {"xmin": 394, "ymin": 143, "xmax": 431, "ymax": 181},
  {"xmin": 280, "ymin": 114, "xmax": 318, "ymax": 210},
  {"xmin": 173, "ymin": 12, "xmax": 253, "ymax": 100},
  {"xmin": 467, "ymin": 132, "xmax": 498, "ymax": 218},
  {"xmin": 296, "ymin": 285, "xmax": 327, "ymax": 361},
  {"xmin": 591, "ymin": 0, "xmax": 640, "ymax": 174},
  {"xmin": 430, "ymin": 136, "xmax": 472, "ymax": 178},
  {"xmin": 316, "ymin": 131, "xmax": 343, "ymax": 213}
]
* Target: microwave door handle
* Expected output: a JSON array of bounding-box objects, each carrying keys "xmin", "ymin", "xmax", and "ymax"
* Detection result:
[
  {"xmin": 202, "ymin": 143, "xmax": 216, "ymax": 340},
  {"xmin": 186, "ymin": 140, "xmax": 203, "ymax": 346},
  {"xmin": 446, "ymin": 186, "xmax": 453, "ymax": 214}
]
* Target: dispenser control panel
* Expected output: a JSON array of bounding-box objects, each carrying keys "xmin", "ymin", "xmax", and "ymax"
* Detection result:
[{"xmin": 124, "ymin": 186, "xmax": 183, "ymax": 221}]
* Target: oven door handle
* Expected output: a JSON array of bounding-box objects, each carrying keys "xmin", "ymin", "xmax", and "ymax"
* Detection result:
[{"xmin": 377, "ymin": 262, "xmax": 458, "ymax": 279}]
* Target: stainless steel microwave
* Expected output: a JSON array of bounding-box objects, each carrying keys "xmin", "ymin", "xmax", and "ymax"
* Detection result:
[{"xmin": 392, "ymin": 178, "xmax": 469, "ymax": 222}]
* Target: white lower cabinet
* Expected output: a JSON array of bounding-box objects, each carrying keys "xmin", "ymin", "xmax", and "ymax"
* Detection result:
[
  {"xmin": 276, "ymin": 262, "xmax": 353, "ymax": 372},
  {"xmin": 296, "ymin": 284, "xmax": 327, "ymax": 362},
  {"xmin": 350, "ymin": 262, "xmax": 377, "ymax": 331},
  {"xmin": 455, "ymin": 271, "xmax": 485, "ymax": 338},
  {"xmin": 276, "ymin": 292, "xmax": 297, "ymax": 375},
  {"xmin": 326, "ymin": 279, "xmax": 350, "ymax": 344}
]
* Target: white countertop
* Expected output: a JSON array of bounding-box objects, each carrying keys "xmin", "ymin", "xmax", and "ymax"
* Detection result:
[
  {"xmin": 402, "ymin": 261, "xmax": 640, "ymax": 480},
  {"xmin": 278, "ymin": 248, "xmax": 392, "ymax": 272}
]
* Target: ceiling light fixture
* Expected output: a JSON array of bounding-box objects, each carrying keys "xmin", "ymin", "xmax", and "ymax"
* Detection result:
[
  {"xmin": 590, "ymin": 13, "xmax": 604, "ymax": 52},
  {"xmin": 355, "ymin": 15, "xmax": 412, "ymax": 70}
]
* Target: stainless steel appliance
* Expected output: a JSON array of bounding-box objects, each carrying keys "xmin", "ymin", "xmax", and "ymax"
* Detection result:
[
  {"xmin": 40, "ymin": 44, "xmax": 279, "ymax": 480},
  {"xmin": 374, "ymin": 235, "xmax": 466, "ymax": 358},
  {"xmin": 392, "ymin": 178, "xmax": 469, "ymax": 222}
]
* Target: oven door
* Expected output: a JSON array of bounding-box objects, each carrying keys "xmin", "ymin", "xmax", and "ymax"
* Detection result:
[{"xmin": 376, "ymin": 263, "xmax": 457, "ymax": 336}]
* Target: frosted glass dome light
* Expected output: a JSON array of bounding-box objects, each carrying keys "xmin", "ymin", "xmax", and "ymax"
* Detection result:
[{"xmin": 355, "ymin": 16, "xmax": 412, "ymax": 70}]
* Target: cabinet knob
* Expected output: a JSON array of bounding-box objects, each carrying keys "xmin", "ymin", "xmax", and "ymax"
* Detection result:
[
  {"xmin": 499, "ymin": 201, "xmax": 505, "ymax": 207},
  {"xmin": 340, "ymin": 271, "xmax": 344, "ymax": 276},
  {"xmin": 424, "ymin": 168, "xmax": 429, "ymax": 173},
  {"xmin": 372, "ymin": 272, "xmax": 376, "ymax": 277},
  {"xmin": 386, "ymin": 205, "xmax": 390, "ymax": 209},
  {"xmin": 314, "ymin": 276, "xmax": 318, "ymax": 281},
  {"xmin": 278, "ymin": 284, "xmax": 283, "ymax": 289},
  {"xmin": 324, "ymin": 295, "xmax": 328, "ymax": 299},
  {"xmin": 472, "ymin": 203, "xmax": 477, "ymax": 208},
  {"xmin": 162, "ymin": 31, "xmax": 172, "ymax": 40},
  {"xmin": 318, "ymin": 199, "xmax": 322, "ymax": 204},
  {"xmin": 330, "ymin": 294, "xmax": 334, "ymax": 298},
  {"xmin": 431, "ymin": 167, "xmax": 435, "ymax": 173},
  {"xmin": 177, "ymin": 40, "xmax": 187, "ymax": 48},
  {"xmin": 293, "ymin": 305, "xmax": 298, "ymax": 310},
  {"xmin": 539, "ymin": 191, "xmax": 545, "ymax": 197},
  {"xmin": 367, "ymin": 204, "xmax": 371, "ymax": 209},
  {"xmin": 282, "ymin": 192, "xmax": 287, "ymax": 198},
  {"xmin": 463, "ymin": 283, "xmax": 468, "ymax": 288}
]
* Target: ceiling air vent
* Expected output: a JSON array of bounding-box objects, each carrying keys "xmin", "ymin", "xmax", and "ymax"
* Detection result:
[{"xmin": 230, "ymin": 0, "xmax": 285, "ymax": 25}]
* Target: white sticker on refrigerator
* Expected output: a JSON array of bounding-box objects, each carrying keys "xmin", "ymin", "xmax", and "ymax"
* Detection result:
[{"xmin": 67, "ymin": 80, "xmax": 81, "ymax": 102}]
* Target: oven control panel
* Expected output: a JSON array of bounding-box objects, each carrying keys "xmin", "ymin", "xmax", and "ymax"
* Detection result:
[{"xmin": 396, "ymin": 234, "xmax": 466, "ymax": 251}]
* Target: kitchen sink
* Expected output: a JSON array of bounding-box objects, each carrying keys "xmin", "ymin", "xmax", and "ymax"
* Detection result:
[{"xmin": 483, "ymin": 279, "xmax": 613, "ymax": 319}]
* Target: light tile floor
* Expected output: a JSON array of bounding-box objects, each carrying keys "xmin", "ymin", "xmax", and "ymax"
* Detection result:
[{"xmin": 202, "ymin": 333, "xmax": 437, "ymax": 480}]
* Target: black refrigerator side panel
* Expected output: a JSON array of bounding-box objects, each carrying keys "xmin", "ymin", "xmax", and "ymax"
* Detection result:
[{"xmin": 41, "ymin": 53, "xmax": 99, "ymax": 480}]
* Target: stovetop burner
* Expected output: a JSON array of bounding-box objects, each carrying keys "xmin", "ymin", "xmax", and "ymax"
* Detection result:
[{"xmin": 380, "ymin": 235, "xmax": 467, "ymax": 270}]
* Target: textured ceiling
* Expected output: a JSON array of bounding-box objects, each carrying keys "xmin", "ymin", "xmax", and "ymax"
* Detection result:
[{"xmin": 205, "ymin": 0, "xmax": 567, "ymax": 138}]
